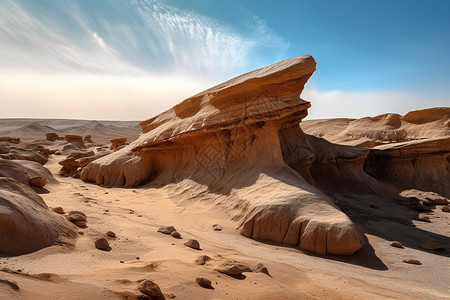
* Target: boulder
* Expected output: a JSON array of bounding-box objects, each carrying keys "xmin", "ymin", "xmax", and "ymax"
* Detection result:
[
  {"xmin": 214, "ymin": 262, "xmax": 251, "ymax": 276},
  {"xmin": 157, "ymin": 225, "xmax": 176, "ymax": 234},
  {"xmin": 81, "ymin": 55, "xmax": 364, "ymax": 255},
  {"xmin": 195, "ymin": 277, "xmax": 212, "ymax": 289},
  {"xmin": 138, "ymin": 280, "xmax": 163, "ymax": 297},
  {"xmin": 390, "ymin": 241, "xmax": 403, "ymax": 248},
  {"xmin": 106, "ymin": 231, "xmax": 116, "ymax": 237},
  {"xmin": 0, "ymin": 177, "xmax": 76, "ymax": 255},
  {"xmin": 195, "ymin": 255, "xmax": 211, "ymax": 265},
  {"xmin": 29, "ymin": 177, "xmax": 46, "ymax": 188},
  {"xmin": 95, "ymin": 238, "xmax": 110, "ymax": 250},
  {"xmin": 171, "ymin": 231, "xmax": 181, "ymax": 238},
  {"xmin": 184, "ymin": 239, "xmax": 200, "ymax": 250},
  {"xmin": 250, "ymin": 263, "xmax": 270, "ymax": 276},
  {"xmin": 420, "ymin": 241, "xmax": 441, "ymax": 250}
]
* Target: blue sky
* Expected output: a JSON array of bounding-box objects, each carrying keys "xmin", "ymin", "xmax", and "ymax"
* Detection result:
[{"xmin": 0, "ymin": 0, "xmax": 448, "ymax": 120}]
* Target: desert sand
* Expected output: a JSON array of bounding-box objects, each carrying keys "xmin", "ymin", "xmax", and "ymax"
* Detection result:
[{"xmin": 0, "ymin": 56, "xmax": 449, "ymax": 299}]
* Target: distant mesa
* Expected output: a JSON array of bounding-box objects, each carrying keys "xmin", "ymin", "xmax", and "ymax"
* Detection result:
[
  {"xmin": 81, "ymin": 55, "xmax": 450, "ymax": 255},
  {"xmin": 110, "ymin": 138, "xmax": 127, "ymax": 151}
]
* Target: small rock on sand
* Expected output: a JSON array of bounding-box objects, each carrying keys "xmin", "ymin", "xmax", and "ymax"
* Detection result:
[
  {"xmin": 196, "ymin": 277, "xmax": 213, "ymax": 289},
  {"xmin": 215, "ymin": 262, "xmax": 251, "ymax": 276},
  {"xmin": 251, "ymin": 263, "xmax": 270, "ymax": 276},
  {"xmin": 95, "ymin": 238, "xmax": 110, "ymax": 250},
  {"xmin": 390, "ymin": 241, "xmax": 403, "ymax": 248},
  {"xmin": 52, "ymin": 207, "xmax": 65, "ymax": 214},
  {"xmin": 420, "ymin": 241, "xmax": 441, "ymax": 250},
  {"xmin": 184, "ymin": 239, "xmax": 200, "ymax": 249},
  {"xmin": 157, "ymin": 225, "xmax": 176, "ymax": 234},
  {"xmin": 171, "ymin": 231, "xmax": 181, "ymax": 238},
  {"xmin": 442, "ymin": 206, "xmax": 450, "ymax": 212},
  {"xmin": 138, "ymin": 280, "xmax": 163, "ymax": 297},
  {"xmin": 195, "ymin": 255, "xmax": 211, "ymax": 265},
  {"xmin": 212, "ymin": 224, "xmax": 222, "ymax": 231},
  {"xmin": 413, "ymin": 214, "xmax": 431, "ymax": 222},
  {"xmin": 106, "ymin": 231, "xmax": 116, "ymax": 238},
  {"xmin": 402, "ymin": 259, "xmax": 422, "ymax": 265},
  {"xmin": 29, "ymin": 177, "xmax": 46, "ymax": 187}
]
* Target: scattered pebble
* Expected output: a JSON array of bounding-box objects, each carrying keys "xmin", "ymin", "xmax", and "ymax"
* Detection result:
[
  {"xmin": 138, "ymin": 280, "xmax": 163, "ymax": 297},
  {"xmin": 67, "ymin": 211, "xmax": 87, "ymax": 227},
  {"xmin": 195, "ymin": 255, "xmax": 211, "ymax": 265},
  {"xmin": 402, "ymin": 259, "xmax": 422, "ymax": 265},
  {"xmin": 106, "ymin": 231, "xmax": 116, "ymax": 238},
  {"xmin": 184, "ymin": 239, "xmax": 200, "ymax": 250},
  {"xmin": 390, "ymin": 241, "xmax": 403, "ymax": 248},
  {"xmin": 95, "ymin": 238, "xmax": 110, "ymax": 250},
  {"xmin": 212, "ymin": 224, "xmax": 223, "ymax": 231},
  {"xmin": 29, "ymin": 177, "xmax": 46, "ymax": 188},
  {"xmin": 52, "ymin": 207, "xmax": 65, "ymax": 214},
  {"xmin": 413, "ymin": 214, "xmax": 431, "ymax": 222},
  {"xmin": 420, "ymin": 241, "xmax": 441, "ymax": 250},
  {"xmin": 251, "ymin": 263, "xmax": 270, "ymax": 276},
  {"xmin": 442, "ymin": 206, "xmax": 450, "ymax": 212},
  {"xmin": 196, "ymin": 277, "xmax": 213, "ymax": 289},
  {"xmin": 171, "ymin": 231, "xmax": 181, "ymax": 238},
  {"xmin": 158, "ymin": 225, "xmax": 176, "ymax": 234}
]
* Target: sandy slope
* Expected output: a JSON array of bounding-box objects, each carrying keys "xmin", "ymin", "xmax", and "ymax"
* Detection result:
[{"xmin": 1, "ymin": 149, "xmax": 449, "ymax": 299}]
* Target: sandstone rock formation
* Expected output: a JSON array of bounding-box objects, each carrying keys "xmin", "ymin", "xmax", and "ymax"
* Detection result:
[
  {"xmin": 0, "ymin": 177, "xmax": 76, "ymax": 255},
  {"xmin": 109, "ymin": 138, "xmax": 127, "ymax": 151},
  {"xmin": 65, "ymin": 135, "xmax": 85, "ymax": 146},
  {"xmin": 84, "ymin": 135, "xmax": 93, "ymax": 143},
  {"xmin": 81, "ymin": 55, "xmax": 364, "ymax": 255},
  {"xmin": 45, "ymin": 133, "xmax": 59, "ymax": 141},
  {"xmin": 59, "ymin": 150, "xmax": 111, "ymax": 178}
]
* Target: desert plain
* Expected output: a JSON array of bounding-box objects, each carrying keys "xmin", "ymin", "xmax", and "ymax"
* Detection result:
[{"xmin": 0, "ymin": 56, "xmax": 449, "ymax": 300}]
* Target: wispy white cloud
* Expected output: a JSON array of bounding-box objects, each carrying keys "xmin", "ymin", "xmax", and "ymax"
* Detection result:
[{"xmin": 0, "ymin": 0, "xmax": 288, "ymax": 80}]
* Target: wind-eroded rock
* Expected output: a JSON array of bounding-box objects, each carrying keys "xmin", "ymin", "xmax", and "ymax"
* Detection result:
[
  {"xmin": 0, "ymin": 177, "xmax": 76, "ymax": 255},
  {"xmin": 81, "ymin": 55, "xmax": 364, "ymax": 255}
]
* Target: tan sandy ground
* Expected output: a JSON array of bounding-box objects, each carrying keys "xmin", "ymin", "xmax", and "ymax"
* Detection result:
[{"xmin": 1, "ymin": 150, "xmax": 449, "ymax": 300}]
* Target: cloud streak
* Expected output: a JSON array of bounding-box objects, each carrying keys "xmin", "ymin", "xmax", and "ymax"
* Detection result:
[{"xmin": 0, "ymin": 0, "xmax": 288, "ymax": 80}]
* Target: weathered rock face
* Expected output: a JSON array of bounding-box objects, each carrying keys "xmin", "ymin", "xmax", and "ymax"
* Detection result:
[
  {"xmin": 84, "ymin": 135, "xmax": 93, "ymax": 143},
  {"xmin": 0, "ymin": 137, "xmax": 20, "ymax": 144},
  {"xmin": 0, "ymin": 177, "xmax": 76, "ymax": 255},
  {"xmin": 82, "ymin": 55, "xmax": 364, "ymax": 255},
  {"xmin": 1, "ymin": 148, "xmax": 48, "ymax": 165},
  {"xmin": 45, "ymin": 133, "xmax": 59, "ymax": 141},
  {"xmin": 59, "ymin": 150, "xmax": 111, "ymax": 178}
]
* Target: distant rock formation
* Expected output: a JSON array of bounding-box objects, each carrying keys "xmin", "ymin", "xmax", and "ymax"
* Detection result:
[
  {"xmin": 46, "ymin": 133, "xmax": 59, "ymax": 141},
  {"xmin": 109, "ymin": 138, "xmax": 127, "ymax": 151},
  {"xmin": 0, "ymin": 177, "xmax": 76, "ymax": 255},
  {"xmin": 65, "ymin": 135, "xmax": 85, "ymax": 146},
  {"xmin": 59, "ymin": 150, "xmax": 111, "ymax": 178},
  {"xmin": 301, "ymin": 108, "xmax": 450, "ymax": 147},
  {"xmin": 84, "ymin": 135, "xmax": 93, "ymax": 143},
  {"xmin": 0, "ymin": 137, "xmax": 20, "ymax": 144}
]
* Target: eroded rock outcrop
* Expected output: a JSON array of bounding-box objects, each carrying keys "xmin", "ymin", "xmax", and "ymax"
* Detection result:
[
  {"xmin": 0, "ymin": 158, "xmax": 58, "ymax": 187},
  {"xmin": 0, "ymin": 177, "xmax": 76, "ymax": 255},
  {"xmin": 110, "ymin": 138, "xmax": 127, "ymax": 151},
  {"xmin": 59, "ymin": 150, "xmax": 111, "ymax": 178},
  {"xmin": 65, "ymin": 135, "xmax": 85, "ymax": 146},
  {"xmin": 81, "ymin": 55, "xmax": 364, "ymax": 255}
]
